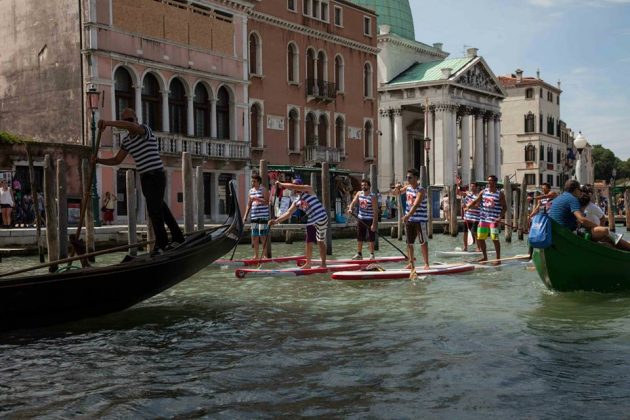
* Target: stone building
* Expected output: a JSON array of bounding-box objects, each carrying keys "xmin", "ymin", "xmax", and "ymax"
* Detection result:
[
  {"xmin": 350, "ymin": 0, "xmax": 506, "ymax": 190},
  {"xmin": 0, "ymin": 0, "xmax": 252, "ymax": 223}
]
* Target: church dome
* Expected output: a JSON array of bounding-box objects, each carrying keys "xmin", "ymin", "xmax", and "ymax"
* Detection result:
[{"xmin": 350, "ymin": 0, "xmax": 416, "ymax": 40}]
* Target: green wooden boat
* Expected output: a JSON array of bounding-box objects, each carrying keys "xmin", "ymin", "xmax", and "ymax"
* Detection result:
[{"xmin": 532, "ymin": 219, "xmax": 630, "ymax": 292}]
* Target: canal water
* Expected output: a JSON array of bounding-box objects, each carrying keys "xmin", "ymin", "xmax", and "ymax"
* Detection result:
[{"xmin": 2, "ymin": 234, "xmax": 630, "ymax": 418}]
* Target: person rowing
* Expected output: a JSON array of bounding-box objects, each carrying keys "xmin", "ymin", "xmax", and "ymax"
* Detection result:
[
  {"xmin": 268, "ymin": 178, "xmax": 328, "ymax": 269},
  {"xmin": 347, "ymin": 179, "xmax": 377, "ymax": 260}
]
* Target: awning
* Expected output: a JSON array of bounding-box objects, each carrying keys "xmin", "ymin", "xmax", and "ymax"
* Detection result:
[{"xmin": 267, "ymin": 164, "xmax": 351, "ymax": 175}]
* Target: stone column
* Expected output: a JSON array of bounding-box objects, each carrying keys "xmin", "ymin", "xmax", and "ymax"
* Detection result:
[
  {"xmin": 495, "ymin": 115, "xmax": 502, "ymax": 179},
  {"xmin": 474, "ymin": 112, "xmax": 485, "ymax": 181},
  {"xmin": 392, "ymin": 108, "xmax": 405, "ymax": 183},
  {"xmin": 378, "ymin": 109, "xmax": 393, "ymax": 190},
  {"xmin": 460, "ymin": 113, "xmax": 472, "ymax": 185},
  {"xmin": 161, "ymin": 90, "xmax": 170, "ymax": 133},
  {"xmin": 433, "ymin": 105, "xmax": 456, "ymax": 186},
  {"xmin": 187, "ymin": 95, "xmax": 195, "ymax": 137},
  {"xmin": 210, "ymin": 99, "xmax": 217, "ymax": 139},
  {"xmin": 487, "ymin": 114, "xmax": 496, "ymax": 176},
  {"xmin": 427, "ymin": 108, "xmax": 434, "ymax": 185},
  {"xmin": 134, "ymin": 85, "xmax": 143, "ymax": 124}
]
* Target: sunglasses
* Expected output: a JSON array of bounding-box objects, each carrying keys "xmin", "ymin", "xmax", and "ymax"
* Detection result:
[{"xmin": 122, "ymin": 117, "xmax": 135, "ymax": 122}]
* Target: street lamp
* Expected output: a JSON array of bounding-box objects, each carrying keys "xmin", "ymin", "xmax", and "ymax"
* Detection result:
[
  {"xmin": 574, "ymin": 131, "xmax": 587, "ymax": 185},
  {"xmin": 87, "ymin": 85, "xmax": 101, "ymax": 227},
  {"xmin": 424, "ymin": 136, "xmax": 432, "ymax": 187}
]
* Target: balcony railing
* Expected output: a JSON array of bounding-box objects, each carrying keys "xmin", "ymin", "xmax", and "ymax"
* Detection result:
[
  {"xmin": 113, "ymin": 131, "xmax": 250, "ymax": 160},
  {"xmin": 305, "ymin": 145, "xmax": 342, "ymax": 164},
  {"xmin": 306, "ymin": 78, "xmax": 337, "ymax": 101}
]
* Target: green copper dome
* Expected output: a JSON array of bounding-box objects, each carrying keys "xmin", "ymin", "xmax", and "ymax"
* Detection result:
[{"xmin": 351, "ymin": 0, "xmax": 416, "ymax": 40}]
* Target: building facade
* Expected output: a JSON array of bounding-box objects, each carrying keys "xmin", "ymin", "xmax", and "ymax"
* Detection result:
[{"xmin": 246, "ymin": 0, "xmax": 379, "ymax": 181}]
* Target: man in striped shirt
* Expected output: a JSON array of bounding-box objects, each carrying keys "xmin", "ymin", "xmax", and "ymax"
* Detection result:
[
  {"xmin": 465, "ymin": 175, "xmax": 506, "ymax": 264},
  {"xmin": 96, "ymin": 108, "xmax": 184, "ymax": 256},
  {"xmin": 243, "ymin": 174, "xmax": 270, "ymax": 260},
  {"xmin": 347, "ymin": 179, "xmax": 377, "ymax": 260}
]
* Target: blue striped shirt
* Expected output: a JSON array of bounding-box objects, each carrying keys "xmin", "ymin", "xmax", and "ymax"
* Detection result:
[
  {"xmin": 357, "ymin": 191, "xmax": 375, "ymax": 220},
  {"xmin": 480, "ymin": 188, "xmax": 502, "ymax": 223},
  {"xmin": 405, "ymin": 185, "xmax": 428, "ymax": 223},
  {"xmin": 463, "ymin": 192, "xmax": 481, "ymax": 221},
  {"xmin": 249, "ymin": 186, "xmax": 269, "ymax": 220},
  {"xmin": 296, "ymin": 193, "xmax": 328, "ymax": 225},
  {"xmin": 121, "ymin": 124, "xmax": 163, "ymax": 174}
]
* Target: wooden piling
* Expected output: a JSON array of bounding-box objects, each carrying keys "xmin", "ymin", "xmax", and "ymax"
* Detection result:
[
  {"xmin": 513, "ymin": 187, "xmax": 521, "ymax": 233},
  {"xmin": 607, "ymin": 186, "xmax": 615, "ymax": 232},
  {"xmin": 310, "ymin": 172, "xmax": 318, "ymax": 194},
  {"xmin": 182, "ymin": 152, "xmax": 194, "ymax": 233},
  {"xmin": 127, "ymin": 170, "xmax": 138, "ymax": 256},
  {"xmin": 196, "ymin": 166, "xmax": 204, "ymax": 231},
  {"xmin": 260, "ymin": 159, "xmax": 271, "ymax": 258},
  {"xmin": 427, "ymin": 188, "xmax": 434, "ymax": 239},
  {"xmin": 43, "ymin": 155, "xmax": 59, "ymax": 271},
  {"xmin": 504, "ymin": 176, "xmax": 513, "ymax": 243},
  {"xmin": 449, "ymin": 184, "xmax": 458, "ymax": 237},
  {"xmin": 27, "ymin": 147, "xmax": 45, "ymax": 262},
  {"xmin": 57, "ymin": 159, "xmax": 68, "ymax": 259},
  {"xmin": 518, "ymin": 180, "xmax": 528, "ymax": 240},
  {"xmin": 322, "ymin": 162, "xmax": 332, "ymax": 255},
  {"xmin": 285, "ymin": 230, "xmax": 293, "ymax": 244},
  {"xmin": 82, "ymin": 159, "xmax": 96, "ymax": 253},
  {"xmin": 625, "ymin": 189, "xmax": 630, "ymax": 232},
  {"xmin": 370, "ymin": 164, "xmax": 379, "ymax": 250}
]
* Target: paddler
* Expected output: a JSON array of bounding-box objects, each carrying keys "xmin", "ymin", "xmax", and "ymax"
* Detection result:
[
  {"xmin": 465, "ymin": 175, "xmax": 506, "ymax": 264},
  {"xmin": 242, "ymin": 174, "xmax": 270, "ymax": 260},
  {"xmin": 347, "ymin": 179, "xmax": 377, "ymax": 260}
]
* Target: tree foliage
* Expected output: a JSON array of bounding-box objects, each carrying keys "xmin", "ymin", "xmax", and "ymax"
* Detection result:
[{"xmin": 592, "ymin": 144, "xmax": 630, "ymax": 181}]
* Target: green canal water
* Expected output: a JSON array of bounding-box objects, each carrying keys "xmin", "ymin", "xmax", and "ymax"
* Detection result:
[{"xmin": 1, "ymin": 235, "xmax": 630, "ymax": 418}]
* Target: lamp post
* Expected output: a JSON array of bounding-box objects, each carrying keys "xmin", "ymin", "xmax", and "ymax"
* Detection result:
[
  {"xmin": 573, "ymin": 131, "xmax": 587, "ymax": 185},
  {"xmin": 87, "ymin": 86, "xmax": 101, "ymax": 227},
  {"xmin": 424, "ymin": 136, "xmax": 432, "ymax": 187}
]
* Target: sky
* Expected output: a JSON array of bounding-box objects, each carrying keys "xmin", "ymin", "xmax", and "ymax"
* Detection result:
[{"xmin": 408, "ymin": 0, "xmax": 630, "ymax": 160}]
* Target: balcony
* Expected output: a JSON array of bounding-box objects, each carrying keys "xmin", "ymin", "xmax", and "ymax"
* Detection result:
[
  {"xmin": 305, "ymin": 145, "xmax": 342, "ymax": 164},
  {"xmin": 114, "ymin": 131, "xmax": 250, "ymax": 160},
  {"xmin": 306, "ymin": 78, "xmax": 337, "ymax": 102}
]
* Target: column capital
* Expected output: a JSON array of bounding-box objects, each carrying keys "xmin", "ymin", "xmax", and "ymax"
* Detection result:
[
  {"xmin": 379, "ymin": 108, "xmax": 391, "ymax": 117},
  {"xmin": 391, "ymin": 108, "xmax": 403, "ymax": 117},
  {"xmin": 434, "ymin": 103, "xmax": 458, "ymax": 112}
]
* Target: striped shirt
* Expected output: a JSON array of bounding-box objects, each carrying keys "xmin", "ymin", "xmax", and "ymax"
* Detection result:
[
  {"xmin": 480, "ymin": 188, "xmax": 502, "ymax": 223},
  {"xmin": 357, "ymin": 191, "xmax": 375, "ymax": 220},
  {"xmin": 121, "ymin": 124, "xmax": 163, "ymax": 174},
  {"xmin": 249, "ymin": 186, "xmax": 269, "ymax": 220},
  {"xmin": 405, "ymin": 185, "xmax": 428, "ymax": 223},
  {"xmin": 463, "ymin": 192, "xmax": 481, "ymax": 221},
  {"xmin": 295, "ymin": 192, "xmax": 328, "ymax": 225}
]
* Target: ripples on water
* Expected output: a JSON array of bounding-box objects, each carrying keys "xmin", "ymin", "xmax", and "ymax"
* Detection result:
[{"xmin": 2, "ymin": 235, "xmax": 630, "ymax": 418}]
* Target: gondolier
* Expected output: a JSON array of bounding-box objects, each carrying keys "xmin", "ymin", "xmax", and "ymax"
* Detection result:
[
  {"xmin": 95, "ymin": 108, "xmax": 185, "ymax": 255},
  {"xmin": 466, "ymin": 175, "xmax": 506, "ymax": 264},
  {"xmin": 347, "ymin": 179, "xmax": 377, "ymax": 260},
  {"xmin": 243, "ymin": 174, "xmax": 270, "ymax": 260}
]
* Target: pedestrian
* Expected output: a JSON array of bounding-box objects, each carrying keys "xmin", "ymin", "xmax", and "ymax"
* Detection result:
[
  {"xmin": 465, "ymin": 175, "xmax": 507, "ymax": 264},
  {"xmin": 95, "ymin": 108, "xmax": 185, "ymax": 255},
  {"xmin": 347, "ymin": 179, "xmax": 377, "ymax": 260},
  {"xmin": 0, "ymin": 180, "xmax": 14, "ymax": 228},
  {"xmin": 391, "ymin": 168, "xmax": 430, "ymax": 269},
  {"xmin": 243, "ymin": 174, "xmax": 270, "ymax": 260},
  {"xmin": 101, "ymin": 191, "xmax": 117, "ymax": 225},
  {"xmin": 269, "ymin": 178, "xmax": 328, "ymax": 269}
]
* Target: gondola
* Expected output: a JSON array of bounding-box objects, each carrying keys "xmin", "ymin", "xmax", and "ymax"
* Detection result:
[{"xmin": 0, "ymin": 180, "xmax": 243, "ymax": 331}]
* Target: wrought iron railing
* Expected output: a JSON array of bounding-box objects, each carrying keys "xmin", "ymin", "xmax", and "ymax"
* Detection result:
[
  {"xmin": 305, "ymin": 145, "xmax": 342, "ymax": 164},
  {"xmin": 306, "ymin": 78, "xmax": 337, "ymax": 100}
]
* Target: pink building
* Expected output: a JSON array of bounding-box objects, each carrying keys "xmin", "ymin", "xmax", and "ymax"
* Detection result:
[{"xmin": 247, "ymin": 0, "xmax": 379, "ymax": 185}]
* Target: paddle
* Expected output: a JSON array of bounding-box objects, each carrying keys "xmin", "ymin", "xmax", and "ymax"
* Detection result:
[
  {"xmin": 347, "ymin": 212, "xmax": 408, "ymax": 260},
  {"xmin": 474, "ymin": 255, "xmax": 531, "ymax": 265}
]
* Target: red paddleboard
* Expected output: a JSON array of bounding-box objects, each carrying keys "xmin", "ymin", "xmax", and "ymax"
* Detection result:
[
  {"xmin": 212, "ymin": 255, "xmax": 305, "ymax": 268},
  {"xmin": 235, "ymin": 264, "xmax": 361, "ymax": 279},
  {"xmin": 296, "ymin": 256, "xmax": 407, "ymax": 266},
  {"xmin": 330, "ymin": 263, "xmax": 475, "ymax": 280}
]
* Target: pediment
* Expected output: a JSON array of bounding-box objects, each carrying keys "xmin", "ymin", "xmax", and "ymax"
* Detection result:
[{"xmin": 453, "ymin": 59, "xmax": 506, "ymax": 96}]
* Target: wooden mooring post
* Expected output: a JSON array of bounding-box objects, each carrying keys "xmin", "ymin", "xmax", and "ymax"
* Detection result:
[
  {"xmin": 126, "ymin": 170, "xmax": 138, "ymax": 256},
  {"xmin": 518, "ymin": 180, "xmax": 528, "ymax": 240},
  {"xmin": 607, "ymin": 186, "xmax": 616, "ymax": 232},
  {"xmin": 182, "ymin": 152, "xmax": 194, "ymax": 234},
  {"xmin": 43, "ymin": 155, "xmax": 59, "ymax": 271},
  {"xmin": 196, "ymin": 166, "xmax": 205, "ymax": 232},
  {"xmin": 57, "ymin": 159, "xmax": 68, "ymax": 259},
  {"xmin": 504, "ymin": 176, "xmax": 513, "ymax": 243},
  {"xmin": 449, "ymin": 184, "xmax": 458, "ymax": 237},
  {"xmin": 27, "ymin": 147, "xmax": 45, "ymax": 262},
  {"xmin": 81, "ymin": 159, "xmax": 95, "ymax": 253},
  {"xmin": 625, "ymin": 189, "xmax": 630, "ymax": 232},
  {"xmin": 322, "ymin": 162, "xmax": 332, "ymax": 255}
]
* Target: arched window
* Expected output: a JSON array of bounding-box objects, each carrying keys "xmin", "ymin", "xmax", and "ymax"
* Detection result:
[
  {"xmin": 524, "ymin": 111, "xmax": 535, "ymax": 133},
  {"xmin": 249, "ymin": 32, "xmax": 261, "ymax": 75},
  {"xmin": 216, "ymin": 87, "xmax": 230, "ymax": 139},
  {"xmin": 363, "ymin": 62, "xmax": 373, "ymax": 98},
  {"xmin": 335, "ymin": 116, "xmax": 344, "ymax": 153},
  {"xmin": 250, "ymin": 103, "xmax": 262, "ymax": 148},
  {"xmin": 524, "ymin": 144, "xmax": 536, "ymax": 162},
  {"xmin": 318, "ymin": 114, "xmax": 328, "ymax": 147},
  {"xmin": 193, "ymin": 84, "xmax": 210, "ymax": 137},
  {"xmin": 141, "ymin": 73, "xmax": 161, "ymax": 131},
  {"xmin": 306, "ymin": 48, "xmax": 316, "ymax": 95},
  {"xmin": 287, "ymin": 43, "xmax": 298, "ymax": 83},
  {"xmin": 168, "ymin": 78, "xmax": 187, "ymax": 134},
  {"xmin": 317, "ymin": 50, "xmax": 327, "ymax": 81},
  {"xmin": 288, "ymin": 108, "xmax": 299, "ymax": 152},
  {"xmin": 305, "ymin": 112, "xmax": 316, "ymax": 145},
  {"xmin": 334, "ymin": 55, "xmax": 344, "ymax": 92},
  {"xmin": 364, "ymin": 120, "xmax": 373, "ymax": 158},
  {"xmin": 114, "ymin": 67, "xmax": 134, "ymax": 120}
]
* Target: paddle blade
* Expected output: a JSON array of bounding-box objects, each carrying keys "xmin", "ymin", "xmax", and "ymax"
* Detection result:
[
  {"xmin": 409, "ymin": 267, "xmax": 418, "ymax": 280},
  {"xmin": 467, "ymin": 228, "xmax": 475, "ymax": 246}
]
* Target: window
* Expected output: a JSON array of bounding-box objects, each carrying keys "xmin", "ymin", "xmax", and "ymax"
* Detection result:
[
  {"xmin": 539, "ymin": 113, "xmax": 543, "ymax": 133},
  {"xmin": 334, "ymin": 5, "xmax": 342, "ymax": 26},
  {"xmin": 321, "ymin": 1, "xmax": 328, "ymax": 21},
  {"xmin": 317, "ymin": 50, "xmax": 327, "ymax": 82},
  {"xmin": 317, "ymin": 114, "xmax": 328, "ymax": 147},
  {"xmin": 303, "ymin": 0, "xmax": 328, "ymax": 21},
  {"xmin": 556, "ymin": 148, "xmax": 561, "ymax": 164},
  {"xmin": 557, "ymin": 95, "xmax": 560, "ymax": 105},
  {"xmin": 364, "ymin": 120, "xmax": 374, "ymax": 158},
  {"xmin": 168, "ymin": 78, "xmax": 187, "ymax": 134},
  {"xmin": 193, "ymin": 84, "xmax": 210, "ymax": 137},
  {"xmin": 334, "ymin": 55, "xmax": 344, "ymax": 92},
  {"xmin": 547, "ymin": 146, "xmax": 553, "ymax": 163},
  {"xmin": 547, "ymin": 116, "xmax": 555, "ymax": 136},
  {"xmin": 547, "ymin": 174, "xmax": 554, "ymax": 186},
  {"xmin": 524, "ymin": 112, "xmax": 535, "ymax": 133},
  {"xmin": 335, "ymin": 116, "xmax": 345, "ymax": 154},
  {"xmin": 363, "ymin": 16, "xmax": 372, "ymax": 36},
  {"xmin": 313, "ymin": 0, "xmax": 319, "ymax": 18},
  {"xmin": 141, "ymin": 73, "xmax": 161, "ymax": 131},
  {"xmin": 539, "ymin": 173, "xmax": 543, "ymax": 185},
  {"xmin": 306, "ymin": 48, "xmax": 316, "ymax": 93},
  {"xmin": 547, "ymin": 91, "xmax": 553, "ymax": 102},
  {"xmin": 288, "ymin": 0, "xmax": 296, "ymax": 12},
  {"xmin": 539, "ymin": 144, "xmax": 544, "ymax": 161},
  {"xmin": 524, "ymin": 144, "xmax": 536, "ymax": 162},
  {"xmin": 249, "ymin": 32, "xmax": 261, "ymax": 75},
  {"xmin": 216, "ymin": 87, "xmax": 230, "ymax": 139},
  {"xmin": 250, "ymin": 103, "xmax": 262, "ymax": 148},
  {"xmin": 524, "ymin": 174, "xmax": 536, "ymax": 185},
  {"xmin": 363, "ymin": 62, "xmax": 373, "ymax": 98},
  {"xmin": 303, "ymin": 0, "xmax": 310, "ymax": 16},
  {"xmin": 539, "ymin": 88, "xmax": 543, "ymax": 98},
  {"xmin": 114, "ymin": 67, "xmax": 134, "ymax": 120},
  {"xmin": 288, "ymin": 108, "xmax": 300, "ymax": 152},
  {"xmin": 525, "ymin": 88, "xmax": 534, "ymax": 99},
  {"xmin": 305, "ymin": 112, "xmax": 316, "ymax": 145},
  {"xmin": 556, "ymin": 175, "xmax": 560, "ymax": 187},
  {"xmin": 287, "ymin": 43, "xmax": 298, "ymax": 83}
]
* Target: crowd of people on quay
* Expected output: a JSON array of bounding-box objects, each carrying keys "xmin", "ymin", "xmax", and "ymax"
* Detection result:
[{"xmin": 0, "ymin": 178, "xmax": 45, "ymax": 228}]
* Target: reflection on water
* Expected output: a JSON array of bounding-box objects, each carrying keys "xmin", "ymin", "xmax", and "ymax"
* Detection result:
[{"xmin": 1, "ymin": 237, "xmax": 630, "ymax": 417}]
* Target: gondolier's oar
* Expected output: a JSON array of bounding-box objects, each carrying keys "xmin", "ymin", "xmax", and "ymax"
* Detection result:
[{"xmin": 347, "ymin": 212, "xmax": 408, "ymax": 260}]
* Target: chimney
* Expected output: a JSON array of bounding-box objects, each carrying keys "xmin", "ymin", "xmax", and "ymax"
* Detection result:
[
  {"xmin": 466, "ymin": 47, "xmax": 478, "ymax": 58},
  {"xmin": 536, "ymin": 68, "xmax": 541, "ymax": 79},
  {"xmin": 379, "ymin": 24, "xmax": 391, "ymax": 35},
  {"xmin": 441, "ymin": 68, "xmax": 452, "ymax": 79},
  {"xmin": 557, "ymin": 80, "xmax": 561, "ymax": 89},
  {"xmin": 433, "ymin": 42, "xmax": 443, "ymax": 51},
  {"xmin": 515, "ymin": 68, "xmax": 523, "ymax": 83}
]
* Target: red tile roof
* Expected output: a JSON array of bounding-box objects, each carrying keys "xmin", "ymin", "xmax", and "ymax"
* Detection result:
[{"xmin": 498, "ymin": 75, "xmax": 562, "ymax": 92}]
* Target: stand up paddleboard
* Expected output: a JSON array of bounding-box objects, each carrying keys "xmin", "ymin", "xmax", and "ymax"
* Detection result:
[
  {"xmin": 435, "ymin": 250, "xmax": 495, "ymax": 258},
  {"xmin": 330, "ymin": 263, "xmax": 475, "ymax": 280},
  {"xmin": 212, "ymin": 255, "xmax": 304, "ymax": 267},
  {"xmin": 296, "ymin": 255, "xmax": 407, "ymax": 266},
  {"xmin": 235, "ymin": 264, "xmax": 361, "ymax": 279}
]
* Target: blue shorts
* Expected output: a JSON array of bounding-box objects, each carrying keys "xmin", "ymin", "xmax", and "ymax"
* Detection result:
[{"xmin": 251, "ymin": 219, "xmax": 269, "ymax": 237}]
